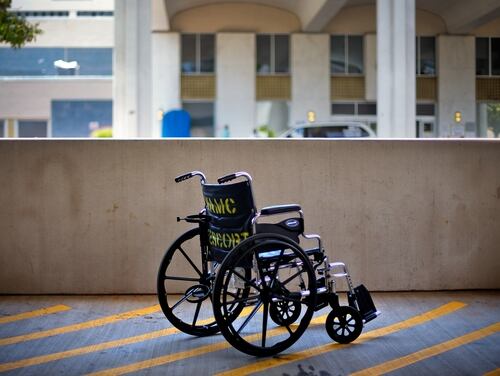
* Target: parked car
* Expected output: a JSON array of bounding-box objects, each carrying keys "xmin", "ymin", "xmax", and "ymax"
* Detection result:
[{"xmin": 280, "ymin": 122, "xmax": 376, "ymax": 138}]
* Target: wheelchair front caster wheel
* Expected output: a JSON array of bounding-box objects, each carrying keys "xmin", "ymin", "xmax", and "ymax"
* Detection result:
[
  {"xmin": 270, "ymin": 299, "xmax": 301, "ymax": 326},
  {"xmin": 326, "ymin": 306, "xmax": 363, "ymax": 344}
]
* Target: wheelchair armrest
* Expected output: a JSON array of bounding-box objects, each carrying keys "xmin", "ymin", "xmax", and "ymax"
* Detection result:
[{"xmin": 260, "ymin": 204, "xmax": 302, "ymax": 216}]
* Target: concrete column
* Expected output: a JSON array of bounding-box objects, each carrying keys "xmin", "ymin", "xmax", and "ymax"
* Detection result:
[
  {"xmin": 365, "ymin": 33, "xmax": 377, "ymax": 101},
  {"xmin": 291, "ymin": 34, "xmax": 330, "ymax": 125},
  {"xmin": 377, "ymin": 0, "xmax": 416, "ymax": 137},
  {"xmin": 216, "ymin": 33, "xmax": 255, "ymax": 137},
  {"xmin": 151, "ymin": 33, "xmax": 181, "ymax": 138},
  {"xmin": 113, "ymin": 0, "xmax": 152, "ymax": 138},
  {"xmin": 437, "ymin": 36, "xmax": 476, "ymax": 138}
]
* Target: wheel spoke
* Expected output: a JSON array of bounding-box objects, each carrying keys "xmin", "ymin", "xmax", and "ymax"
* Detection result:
[
  {"xmin": 222, "ymin": 294, "xmax": 258, "ymax": 307},
  {"xmin": 281, "ymin": 268, "xmax": 305, "ymax": 286},
  {"xmin": 178, "ymin": 246, "xmax": 202, "ymax": 277},
  {"xmin": 232, "ymin": 269, "xmax": 261, "ymax": 292},
  {"xmin": 171, "ymin": 290, "xmax": 194, "ymax": 310},
  {"xmin": 261, "ymin": 301, "xmax": 269, "ymax": 347},
  {"xmin": 237, "ymin": 300, "xmax": 262, "ymax": 334},
  {"xmin": 164, "ymin": 275, "xmax": 200, "ymax": 282},
  {"xmin": 269, "ymin": 249, "xmax": 286, "ymax": 288},
  {"xmin": 192, "ymin": 301, "xmax": 202, "ymax": 326}
]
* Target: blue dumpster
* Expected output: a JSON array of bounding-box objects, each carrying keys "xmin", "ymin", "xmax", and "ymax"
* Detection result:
[{"xmin": 162, "ymin": 109, "xmax": 190, "ymax": 137}]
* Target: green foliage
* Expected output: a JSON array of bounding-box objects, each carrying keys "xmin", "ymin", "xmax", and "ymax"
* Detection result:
[
  {"xmin": 256, "ymin": 125, "xmax": 276, "ymax": 138},
  {"xmin": 0, "ymin": 0, "xmax": 42, "ymax": 48},
  {"xmin": 487, "ymin": 104, "xmax": 500, "ymax": 137},
  {"xmin": 91, "ymin": 127, "xmax": 113, "ymax": 138}
]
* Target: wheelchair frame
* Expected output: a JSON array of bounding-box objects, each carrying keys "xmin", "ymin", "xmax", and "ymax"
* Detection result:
[{"xmin": 157, "ymin": 170, "xmax": 379, "ymax": 356}]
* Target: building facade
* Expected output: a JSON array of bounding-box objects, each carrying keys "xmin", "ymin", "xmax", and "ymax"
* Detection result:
[{"xmin": 1, "ymin": 0, "xmax": 500, "ymax": 138}]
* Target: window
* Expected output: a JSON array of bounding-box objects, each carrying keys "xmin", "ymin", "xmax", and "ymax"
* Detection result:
[
  {"xmin": 0, "ymin": 48, "xmax": 112, "ymax": 76},
  {"xmin": 18, "ymin": 121, "xmax": 48, "ymax": 138},
  {"xmin": 416, "ymin": 103, "xmax": 435, "ymax": 116},
  {"xmin": 52, "ymin": 100, "xmax": 112, "ymax": 137},
  {"xmin": 476, "ymin": 37, "xmax": 500, "ymax": 76},
  {"xmin": 330, "ymin": 35, "xmax": 363, "ymax": 74},
  {"xmin": 0, "ymin": 120, "xmax": 4, "ymax": 137},
  {"xmin": 182, "ymin": 102, "xmax": 214, "ymax": 137},
  {"xmin": 181, "ymin": 34, "xmax": 215, "ymax": 74},
  {"xmin": 416, "ymin": 37, "xmax": 436, "ymax": 75},
  {"xmin": 9, "ymin": 11, "xmax": 69, "ymax": 18},
  {"xmin": 256, "ymin": 35, "xmax": 290, "ymax": 74},
  {"xmin": 77, "ymin": 11, "xmax": 114, "ymax": 17},
  {"xmin": 332, "ymin": 102, "xmax": 376, "ymax": 115}
]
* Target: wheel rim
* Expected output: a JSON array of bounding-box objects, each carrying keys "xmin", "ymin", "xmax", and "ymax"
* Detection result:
[
  {"xmin": 157, "ymin": 228, "xmax": 219, "ymax": 336},
  {"xmin": 326, "ymin": 306, "xmax": 363, "ymax": 344},
  {"xmin": 213, "ymin": 234, "xmax": 317, "ymax": 356}
]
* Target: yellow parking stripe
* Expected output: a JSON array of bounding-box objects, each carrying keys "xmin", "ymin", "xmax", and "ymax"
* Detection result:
[
  {"xmin": 351, "ymin": 322, "xmax": 500, "ymax": 376},
  {"xmin": 0, "ymin": 305, "xmax": 71, "ymax": 325},
  {"xmin": 0, "ymin": 305, "xmax": 160, "ymax": 347},
  {"xmin": 87, "ymin": 314, "xmax": 329, "ymax": 376},
  {"xmin": 215, "ymin": 301, "xmax": 467, "ymax": 376},
  {"xmin": 484, "ymin": 368, "xmax": 500, "ymax": 376},
  {"xmin": 0, "ymin": 306, "xmax": 255, "ymax": 372}
]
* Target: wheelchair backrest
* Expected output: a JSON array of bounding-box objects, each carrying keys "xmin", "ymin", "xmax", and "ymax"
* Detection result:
[{"xmin": 202, "ymin": 181, "xmax": 256, "ymax": 261}]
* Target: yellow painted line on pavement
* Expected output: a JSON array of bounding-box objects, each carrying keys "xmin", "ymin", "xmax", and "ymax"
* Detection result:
[
  {"xmin": 351, "ymin": 322, "xmax": 500, "ymax": 376},
  {"xmin": 484, "ymin": 368, "xmax": 500, "ymax": 376},
  {"xmin": 0, "ymin": 306, "xmax": 255, "ymax": 372},
  {"xmin": 87, "ymin": 313, "xmax": 328, "ymax": 376},
  {"xmin": 215, "ymin": 301, "xmax": 467, "ymax": 376},
  {"xmin": 0, "ymin": 305, "xmax": 71, "ymax": 325},
  {"xmin": 0, "ymin": 305, "xmax": 161, "ymax": 347}
]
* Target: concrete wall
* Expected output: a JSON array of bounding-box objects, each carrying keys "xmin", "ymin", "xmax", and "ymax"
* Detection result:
[
  {"xmin": 437, "ymin": 35, "xmax": 476, "ymax": 137},
  {"xmin": 0, "ymin": 139, "xmax": 499, "ymax": 294},
  {"xmin": 291, "ymin": 34, "xmax": 330, "ymax": 124},
  {"xmin": 0, "ymin": 79, "xmax": 112, "ymax": 119},
  {"xmin": 216, "ymin": 33, "xmax": 255, "ymax": 137}
]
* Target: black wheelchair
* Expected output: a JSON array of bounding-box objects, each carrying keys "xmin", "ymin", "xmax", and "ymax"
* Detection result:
[{"xmin": 157, "ymin": 171, "xmax": 379, "ymax": 356}]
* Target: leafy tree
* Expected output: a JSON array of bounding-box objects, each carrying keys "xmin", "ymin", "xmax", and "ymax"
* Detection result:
[
  {"xmin": 487, "ymin": 104, "xmax": 500, "ymax": 138},
  {"xmin": 0, "ymin": 0, "xmax": 42, "ymax": 48}
]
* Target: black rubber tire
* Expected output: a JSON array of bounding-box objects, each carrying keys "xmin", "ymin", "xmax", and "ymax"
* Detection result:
[
  {"xmin": 325, "ymin": 306, "xmax": 363, "ymax": 344},
  {"xmin": 212, "ymin": 233, "xmax": 317, "ymax": 356},
  {"xmin": 157, "ymin": 228, "xmax": 219, "ymax": 337},
  {"xmin": 270, "ymin": 299, "xmax": 302, "ymax": 326}
]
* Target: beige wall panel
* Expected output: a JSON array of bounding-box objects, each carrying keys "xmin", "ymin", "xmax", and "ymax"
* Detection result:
[
  {"xmin": 171, "ymin": 3, "xmax": 300, "ymax": 33},
  {"xmin": 473, "ymin": 17, "xmax": 500, "ymax": 36},
  {"xmin": 0, "ymin": 79, "xmax": 112, "ymax": 119},
  {"xmin": 0, "ymin": 140, "xmax": 499, "ymax": 294},
  {"xmin": 324, "ymin": 6, "xmax": 446, "ymax": 35},
  {"xmin": 21, "ymin": 20, "xmax": 114, "ymax": 48}
]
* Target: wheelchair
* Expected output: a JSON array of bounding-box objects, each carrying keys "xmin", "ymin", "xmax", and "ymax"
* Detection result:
[{"xmin": 157, "ymin": 170, "xmax": 379, "ymax": 356}]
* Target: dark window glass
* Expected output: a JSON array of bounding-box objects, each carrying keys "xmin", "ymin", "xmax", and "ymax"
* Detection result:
[
  {"xmin": 0, "ymin": 47, "xmax": 63, "ymax": 75},
  {"xmin": 476, "ymin": 38, "xmax": 489, "ymax": 76},
  {"xmin": 0, "ymin": 120, "xmax": 4, "ymax": 137},
  {"xmin": 416, "ymin": 103, "xmax": 435, "ymax": 116},
  {"xmin": 419, "ymin": 37, "xmax": 435, "ymax": 75},
  {"xmin": 183, "ymin": 102, "xmax": 214, "ymax": 137},
  {"xmin": 358, "ymin": 102, "xmax": 376, "ymax": 115},
  {"xmin": 331, "ymin": 36, "xmax": 345, "ymax": 74},
  {"xmin": 0, "ymin": 47, "xmax": 112, "ymax": 76},
  {"xmin": 18, "ymin": 121, "xmax": 47, "ymax": 137},
  {"xmin": 257, "ymin": 35, "xmax": 271, "ymax": 73},
  {"xmin": 52, "ymin": 100, "xmax": 112, "ymax": 137},
  {"xmin": 304, "ymin": 125, "xmax": 368, "ymax": 138},
  {"xmin": 200, "ymin": 34, "xmax": 215, "ymax": 73},
  {"xmin": 274, "ymin": 35, "xmax": 289, "ymax": 73},
  {"xmin": 331, "ymin": 103, "xmax": 355, "ymax": 115},
  {"xmin": 492, "ymin": 38, "xmax": 500, "ymax": 76},
  {"xmin": 348, "ymin": 36, "xmax": 363, "ymax": 73},
  {"xmin": 67, "ymin": 48, "xmax": 112, "ymax": 75},
  {"xmin": 181, "ymin": 34, "xmax": 197, "ymax": 73}
]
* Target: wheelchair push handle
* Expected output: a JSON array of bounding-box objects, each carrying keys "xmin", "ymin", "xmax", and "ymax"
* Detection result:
[
  {"xmin": 217, "ymin": 171, "xmax": 253, "ymax": 184},
  {"xmin": 175, "ymin": 171, "xmax": 207, "ymax": 184}
]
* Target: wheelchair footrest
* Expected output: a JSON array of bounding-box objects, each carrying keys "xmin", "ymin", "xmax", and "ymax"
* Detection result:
[{"xmin": 354, "ymin": 284, "xmax": 380, "ymax": 323}]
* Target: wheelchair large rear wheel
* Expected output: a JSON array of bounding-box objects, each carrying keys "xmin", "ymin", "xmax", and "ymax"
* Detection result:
[
  {"xmin": 157, "ymin": 228, "xmax": 219, "ymax": 336},
  {"xmin": 212, "ymin": 233, "xmax": 317, "ymax": 356}
]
